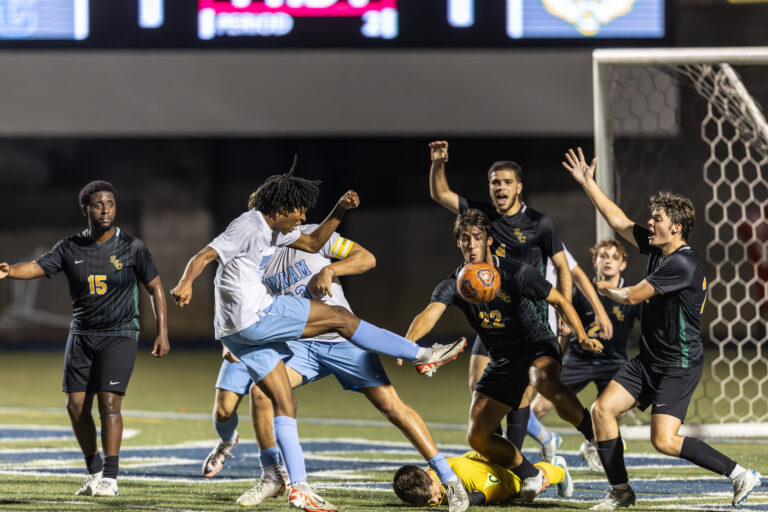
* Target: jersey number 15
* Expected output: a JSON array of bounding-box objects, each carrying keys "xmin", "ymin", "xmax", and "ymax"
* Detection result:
[{"xmin": 87, "ymin": 275, "xmax": 108, "ymax": 295}]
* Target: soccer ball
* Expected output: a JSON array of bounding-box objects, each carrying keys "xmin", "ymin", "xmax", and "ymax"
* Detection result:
[{"xmin": 457, "ymin": 262, "xmax": 501, "ymax": 304}]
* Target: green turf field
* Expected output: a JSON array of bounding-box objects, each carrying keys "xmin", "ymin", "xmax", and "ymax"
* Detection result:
[{"xmin": 1, "ymin": 349, "xmax": 766, "ymax": 511}]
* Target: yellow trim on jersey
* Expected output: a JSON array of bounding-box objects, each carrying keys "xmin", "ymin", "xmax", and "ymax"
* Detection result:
[{"xmin": 330, "ymin": 237, "xmax": 354, "ymax": 259}]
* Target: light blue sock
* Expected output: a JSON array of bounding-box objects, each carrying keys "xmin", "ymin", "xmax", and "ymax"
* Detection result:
[
  {"xmin": 213, "ymin": 413, "xmax": 238, "ymax": 443},
  {"xmin": 273, "ymin": 416, "xmax": 306, "ymax": 484},
  {"xmin": 349, "ymin": 320, "xmax": 420, "ymax": 362},
  {"xmin": 259, "ymin": 445, "xmax": 281, "ymax": 471},
  {"xmin": 428, "ymin": 453, "xmax": 457, "ymax": 484},
  {"xmin": 527, "ymin": 410, "xmax": 550, "ymax": 445}
]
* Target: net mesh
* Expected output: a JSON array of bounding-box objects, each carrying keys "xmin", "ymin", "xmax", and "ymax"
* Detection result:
[{"xmin": 606, "ymin": 61, "xmax": 768, "ymax": 425}]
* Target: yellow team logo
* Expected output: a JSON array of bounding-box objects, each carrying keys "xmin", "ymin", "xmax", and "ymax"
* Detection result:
[
  {"xmin": 495, "ymin": 244, "xmax": 506, "ymax": 258},
  {"xmin": 513, "ymin": 229, "xmax": 526, "ymax": 243},
  {"xmin": 496, "ymin": 291, "xmax": 511, "ymax": 303},
  {"xmin": 612, "ymin": 306, "xmax": 624, "ymax": 322},
  {"xmin": 483, "ymin": 473, "xmax": 500, "ymax": 490},
  {"xmin": 110, "ymin": 255, "xmax": 123, "ymax": 270},
  {"xmin": 542, "ymin": 0, "xmax": 637, "ymax": 37},
  {"xmin": 587, "ymin": 321, "xmax": 600, "ymax": 338},
  {"xmin": 701, "ymin": 277, "xmax": 707, "ymax": 313}
]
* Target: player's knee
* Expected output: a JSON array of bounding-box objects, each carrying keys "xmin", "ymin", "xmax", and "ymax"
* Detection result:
[
  {"xmin": 214, "ymin": 404, "xmax": 236, "ymax": 423},
  {"xmin": 466, "ymin": 427, "xmax": 491, "ymax": 452},
  {"xmin": 330, "ymin": 306, "xmax": 359, "ymax": 336},
  {"xmin": 650, "ymin": 434, "xmax": 678, "ymax": 456},
  {"xmin": 65, "ymin": 398, "xmax": 85, "ymax": 419},
  {"xmin": 590, "ymin": 400, "xmax": 611, "ymax": 423}
]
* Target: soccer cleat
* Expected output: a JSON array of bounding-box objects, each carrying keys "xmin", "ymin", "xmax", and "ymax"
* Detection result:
[
  {"xmin": 92, "ymin": 477, "xmax": 119, "ymax": 497},
  {"xmin": 202, "ymin": 431, "xmax": 239, "ymax": 478},
  {"xmin": 236, "ymin": 473, "xmax": 286, "ymax": 506},
  {"xmin": 74, "ymin": 471, "xmax": 102, "ymax": 496},
  {"xmin": 553, "ymin": 455, "xmax": 573, "ymax": 498},
  {"xmin": 414, "ymin": 337, "xmax": 467, "ymax": 377},
  {"xmin": 541, "ymin": 432, "xmax": 563, "ymax": 463},
  {"xmin": 513, "ymin": 469, "xmax": 549, "ymax": 504},
  {"xmin": 732, "ymin": 469, "xmax": 761, "ymax": 506},
  {"xmin": 579, "ymin": 439, "xmax": 604, "ymax": 472},
  {"xmin": 288, "ymin": 483, "xmax": 338, "ymax": 512},
  {"xmin": 590, "ymin": 486, "xmax": 636, "ymax": 510},
  {"xmin": 444, "ymin": 479, "xmax": 470, "ymax": 512}
]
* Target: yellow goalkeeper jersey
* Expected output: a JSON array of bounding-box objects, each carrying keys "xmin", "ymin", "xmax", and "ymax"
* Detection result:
[{"xmin": 427, "ymin": 451, "xmax": 564, "ymax": 505}]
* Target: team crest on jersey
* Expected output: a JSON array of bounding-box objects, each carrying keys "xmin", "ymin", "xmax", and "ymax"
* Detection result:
[
  {"xmin": 612, "ymin": 305, "xmax": 624, "ymax": 321},
  {"xmin": 483, "ymin": 473, "xmax": 500, "ymax": 490},
  {"xmin": 587, "ymin": 321, "xmax": 600, "ymax": 338},
  {"xmin": 496, "ymin": 291, "xmax": 511, "ymax": 303},
  {"xmin": 109, "ymin": 256, "xmax": 123, "ymax": 270},
  {"xmin": 513, "ymin": 228, "xmax": 526, "ymax": 243},
  {"xmin": 495, "ymin": 244, "xmax": 506, "ymax": 258},
  {"xmin": 542, "ymin": 0, "xmax": 637, "ymax": 36}
]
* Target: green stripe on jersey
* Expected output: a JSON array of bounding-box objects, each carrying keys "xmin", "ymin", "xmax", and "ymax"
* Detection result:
[{"xmin": 678, "ymin": 305, "xmax": 688, "ymax": 368}]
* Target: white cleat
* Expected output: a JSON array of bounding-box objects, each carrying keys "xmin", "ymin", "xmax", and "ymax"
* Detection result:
[
  {"xmin": 92, "ymin": 477, "xmax": 119, "ymax": 497},
  {"xmin": 202, "ymin": 431, "xmax": 239, "ymax": 478},
  {"xmin": 541, "ymin": 432, "xmax": 563, "ymax": 463},
  {"xmin": 75, "ymin": 471, "xmax": 102, "ymax": 496},
  {"xmin": 579, "ymin": 439, "xmax": 604, "ymax": 472},
  {"xmin": 288, "ymin": 482, "xmax": 338, "ymax": 511},
  {"xmin": 513, "ymin": 469, "xmax": 549, "ymax": 504},
  {"xmin": 732, "ymin": 469, "xmax": 761, "ymax": 506},
  {"xmin": 553, "ymin": 455, "xmax": 573, "ymax": 498},
  {"xmin": 236, "ymin": 472, "xmax": 285, "ymax": 506},
  {"xmin": 444, "ymin": 478, "xmax": 469, "ymax": 512},
  {"xmin": 414, "ymin": 337, "xmax": 467, "ymax": 376},
  {"xmin": 590, "ymin": 486, "xmax": 635, "ymax": 510}
]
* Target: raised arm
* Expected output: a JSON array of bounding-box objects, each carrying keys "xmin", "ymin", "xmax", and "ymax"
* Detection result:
[
  {"xmin": 428, "ymin": 140, "xmax": 460, "ymax": 213},
  {"xmin": 143, "ymin": 275, "xmax": 170, "ymax": 357},
  {"xmin": 0, "ymin": 261, "xmax": 46, "ymax": 280},
  {"xmin": 170, "ymin": 246, "xmax": 219, "ymax": 307},
  {"xmin": 311, "ymin": 242, "xmax": 376, "ymax": 298},
  {"xmin": 596, "ymin": 279, "xmax": 657, "ymax": 306},
  {"xmin": 572, "ymin": 265, "xmax": 613, "ymax": 340},
  {"xmin": 405, "ymin": 302, "xmax": 448, "ymax": 343},
  {"xmin": 289, "ymin": 190, "xmax": 359, "ymax": 253},
  {"xmin": 546, "ymin": 286, "xmax": 603, "ymax": 354},
  {"xmin": 562, "ymin": 147, "xmax": 637, "ymax": 246}
]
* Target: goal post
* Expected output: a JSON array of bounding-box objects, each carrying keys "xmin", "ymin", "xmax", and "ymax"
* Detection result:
[{"xmin": 592, "ymin": 47, "xmax": 768, "ymax": 435}]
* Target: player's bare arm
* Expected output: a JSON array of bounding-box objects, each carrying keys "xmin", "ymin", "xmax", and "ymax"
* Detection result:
[
  {"xmin": 0, "ymin": 261, "xmax": 46, "ymax": 280},
  {"xmin": 428, "ymin": 140, "xmax": 460, "ymax": 213},
  {"xmin": 562, "ymin": 147, "xmax": 637, "ymax": 246},
  {"xmin": 290, "ymin": 190, "xmax": 359, "ymax": 253},
  {"xmin": 143, "ymin": 275, "xmax": 170, "ymax": 357},
  {"xmin": 170, "ymin": 246, "xmax": 220, "ymax": 307},
  {"xmin": 405, "ymin": 302, "xmax": 448, "ymax": 343},
  {"xmin": 551, "ymin": 250, "xmax": 574, "ymax": 335},
  {"xmin": 596, "ymin": 279, "xmax": 657, "ymax": 305},
  {"xmin": 311, "ymin": 242, "xmax": 376, "ymax": 298},
  {"xmin": 546, "ymin": 287, "xmax": 603, "ymax": 353},
  {"xmin": 572, "ymin": 265, "xmax": 613, "ymax": 340}
]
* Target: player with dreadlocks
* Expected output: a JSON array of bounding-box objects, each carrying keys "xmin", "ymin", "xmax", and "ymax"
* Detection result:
[{"xmin": 171, "ymin": 162, "xmax": 469, "ymax": 512}]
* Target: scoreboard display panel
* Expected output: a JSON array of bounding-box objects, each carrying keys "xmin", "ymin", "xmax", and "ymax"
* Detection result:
[{"xmin": 0, "ymin": 0, "xmax": 667, "ymax": 47}]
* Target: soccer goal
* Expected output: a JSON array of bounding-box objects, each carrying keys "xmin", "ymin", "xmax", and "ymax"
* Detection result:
[{"xmin": 593, "ymin": 47, "xmax": 768, "ymax": 437}]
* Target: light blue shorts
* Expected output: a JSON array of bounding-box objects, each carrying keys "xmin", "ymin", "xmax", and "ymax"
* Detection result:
[
  {"xmin": 287, "ymin": 340, "xmax": 390, "ymax": 392},
  {"xmin": 215, "ymin": 360, "xmax": 252, "ymax": 395},
  {"xmin": 220, "ymin": 295, "xmax": 310, "ymax": 384}
]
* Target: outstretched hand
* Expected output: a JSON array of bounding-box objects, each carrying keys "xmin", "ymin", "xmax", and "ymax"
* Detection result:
[
  {"xmin": 429, "ymin": 140, "xmax": 449, "ymax": 164},
  {"xmin": 337, "ymin": 190, "xmax": 359, "ymax": 210},
  {"xmin": 562, "ymin": 147, "xmax": 597, "ymax": 186},
  {"xmin": 0, "ymin": 262, "xmax": 8, "ymax": 279}
]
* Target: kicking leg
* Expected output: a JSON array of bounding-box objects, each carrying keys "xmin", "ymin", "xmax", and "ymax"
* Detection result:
[{"xmin": 203, "ymin": 388, "xmax": 244, "ymax": 478}]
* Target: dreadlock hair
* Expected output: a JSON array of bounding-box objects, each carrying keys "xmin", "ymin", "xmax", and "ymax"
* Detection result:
[
  {"xmin": 649, "ymin": 191, "xmax": 695, "ymax": 241},
  {"xmin": 78, "ymin": 180, "xmax": 117, "ymax": 208},
  {"xmin": 453, "ymin": 208, "xmax": 492, "ymax": 240},
  {"xmin": 247, "ymin": 157, "xmax": 321, "ymax": 215},
  {"xmin": 393, "ymin": 465, "xmax": 434, "ymax": 506}
]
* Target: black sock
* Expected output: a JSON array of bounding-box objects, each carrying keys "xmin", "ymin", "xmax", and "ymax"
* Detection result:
[
  {"xmin": 103, "ymin": 455, "xmax": 119, "ymax": 480},
  {"xmin": 505, "ymin": 407, "xmax": 529, "ymax": 450},
  {"xmin": 576, "ymin": 407, "xmax": 595, "ymax": 440},
  {"xmin": 597, "ymin": 437, "xmax": 628, "ymax": 485},
  {"xmin": 509, "ymin": 456, "xmax": 539, "ymax": 480},
  {"xmin": 679, "ymin": 436, "xmax": 737, "ymax": 477},
  {"xmin": 85, "ymin": 453, "xmax": 103, "ymax": 475}
]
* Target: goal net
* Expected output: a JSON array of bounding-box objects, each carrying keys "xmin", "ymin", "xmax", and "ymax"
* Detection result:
[{"xmin": 593, "ymin": 48, "xmax": 768, "ymax": 436}]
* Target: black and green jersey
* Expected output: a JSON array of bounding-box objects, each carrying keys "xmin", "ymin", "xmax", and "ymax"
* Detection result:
[
  {"xmin": 633, "ymin": 225, "xmax": 706, "ymax": 369},
  {"xmin": 36, "ymin": 228, "xmax": 158, "ymax": 340},
  {"xmin": 430, "ymin": 256, "xmax": 555, "ymax": 361}
]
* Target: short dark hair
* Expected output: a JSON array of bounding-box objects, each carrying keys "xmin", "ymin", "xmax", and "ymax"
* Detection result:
[
  {"xmin": 393, "ymin": 465, "xmax": 434, "ymax": 506},
  {"xmin": 247, "ymin": 161, "xmax": 321, "ymax": 215},
  {"xmin": 453, "ymin": 208, "xmax": 492, "ymax": 240},
  {"xmin": 591, "ymin": 238, "xmax": 628, "ymax": 262},
  {"xmin": 487, "ymin": 160, "xmax": 523, "ymax": 182},
  {"xmin": 78, "ymin": 180, "xmax": 117, "ymax": 208},
  {"xmin": 649, "ymin": 191, "xmax": 695, "ymax": 241}
]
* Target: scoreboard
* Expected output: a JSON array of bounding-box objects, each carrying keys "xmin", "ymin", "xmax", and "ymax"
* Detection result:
[{"xmin": 0, "ymin": 0, "xmax": 666, "ymax": 47}]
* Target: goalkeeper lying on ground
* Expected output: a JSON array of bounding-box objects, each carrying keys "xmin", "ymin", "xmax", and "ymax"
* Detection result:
[{"xmin": 393, "ymin": 451, "xmax": 573, "ymax": 506}]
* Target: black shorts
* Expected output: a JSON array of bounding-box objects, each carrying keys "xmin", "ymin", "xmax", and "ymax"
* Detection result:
[
  {"xmin": 612, "ymin": 357, "xmax": 703, "ymax": 422},
  {"xmin": 63, "ymin": 334, "xmax": 137, "ymax": 395},
  {"xmin": 475, "ymin": 339, "xmax": 561, "ymax": 408},
  {"xmin": 470, "ymin": 335, "xmax": 488, "ymax": 357},
  {"xmin": 560, "ymin": 357, "xmax": 625, "ymax": 396}
]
